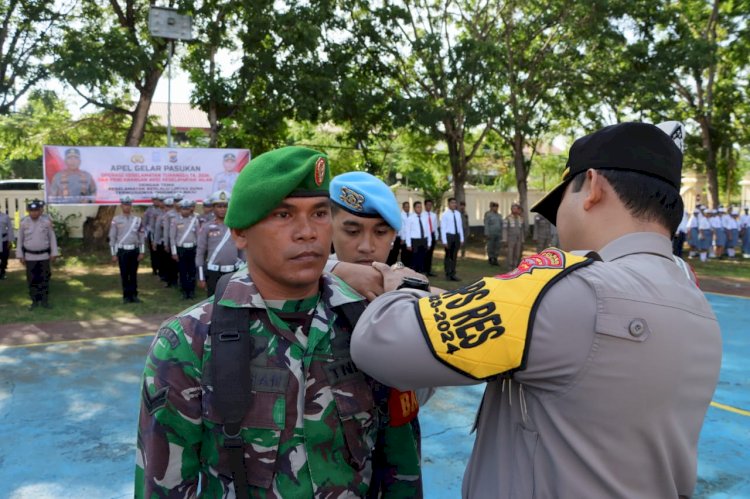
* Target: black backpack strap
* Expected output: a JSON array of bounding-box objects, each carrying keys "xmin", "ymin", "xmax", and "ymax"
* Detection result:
[
  {"xmin": 330, "ymin": 301, "xmax": 367, "ymax": 354},
  {"xmin": 208, "ymin": 272, "xmax": 253, "ymax": 497},
  {"xmin": 334, "ymin": 300, "xmax": 367, "ymax": 331}
]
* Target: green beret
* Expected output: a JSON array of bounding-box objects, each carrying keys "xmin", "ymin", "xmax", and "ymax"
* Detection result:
[{"xmin": 225, "ymin": 146, "xmax": 330, "ymax": 229}]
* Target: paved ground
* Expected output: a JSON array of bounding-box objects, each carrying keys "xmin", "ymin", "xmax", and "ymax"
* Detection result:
[{"xmin": 0, "ymin": 293, "xmax": 748, "ymax": 498}]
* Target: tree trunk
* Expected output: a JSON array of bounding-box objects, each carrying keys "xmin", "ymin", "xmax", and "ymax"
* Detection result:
[
  {"xmin": 512, "ymin": 132, "xmax": 530, "ymax": 231},
  {"xmin": 698, "ymin": 118, "xmax": 720, "ymax": 209},
  {"xmin": 83, "ymin": 205, "xmax": 117, "ymax": 250},
  {"xmin": 447, "ymin": 139, "xmax": 466, "ymax": 203},
  {"xmin": 89, "ymin": 65, "xmax": 163, "ymax": 249},
  {"xmin": 125, "ymin": 67, "xmax": 163, "ymax": 147},
  {"xmin": 208, "ymin": 46, "xmax": 220, "ymax": 148}
]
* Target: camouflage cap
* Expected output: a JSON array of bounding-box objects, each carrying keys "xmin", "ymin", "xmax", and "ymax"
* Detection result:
[{"xmin": 225, "ymin": 146, "xmax": 330, "ymax": 229}]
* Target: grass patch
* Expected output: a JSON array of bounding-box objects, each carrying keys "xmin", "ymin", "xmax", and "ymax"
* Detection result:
[{"xmin": 1, "ymin": 239, "xmax": 747, "ymax": 325}]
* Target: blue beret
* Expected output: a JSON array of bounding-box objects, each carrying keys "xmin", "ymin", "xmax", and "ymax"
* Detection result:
[{"xmin": 329, "ymin": 171, "xmax": 401, "ymax": 231}]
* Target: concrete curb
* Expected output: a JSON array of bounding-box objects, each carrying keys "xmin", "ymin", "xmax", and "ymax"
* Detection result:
[{"xmin": 0, "ymin": 314, "xmax": 169, "ymax": 347}]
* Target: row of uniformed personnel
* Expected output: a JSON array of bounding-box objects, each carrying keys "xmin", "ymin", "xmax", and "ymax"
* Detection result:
[{"xmin": 108, "ymin": 190, "xmax": 244, "ymax": 303}]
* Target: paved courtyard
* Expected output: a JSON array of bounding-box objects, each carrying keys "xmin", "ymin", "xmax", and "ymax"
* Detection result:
[{"xmin": 0, "ymin": 293, "xmax": 748, "ymax": 498}]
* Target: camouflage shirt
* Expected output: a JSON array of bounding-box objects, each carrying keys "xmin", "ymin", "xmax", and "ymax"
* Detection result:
[{"xmin": 136, "ymin": 268, "xmax": 386, "ymax": 498}]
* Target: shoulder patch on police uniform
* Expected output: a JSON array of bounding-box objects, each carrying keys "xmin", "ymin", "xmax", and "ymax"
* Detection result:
[{"xmin": 416, "ymin": 249, "xmax": 594, "ymax": 380}]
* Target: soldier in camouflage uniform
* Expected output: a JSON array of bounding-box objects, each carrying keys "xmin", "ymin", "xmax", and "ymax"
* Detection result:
[
  {"xmin": 170, "ymin": 199, "xmax": 200, "ymax": 299},
  {"xmin": 503, "ymin": 202, "xmax": 525, "ymax": 270},
  {"xmin": 196, "ymin": 190, "xmax": 244, "ymax": 297},
  {"xmin": 136, "ymin": 147, "xmax": 403, "ymax": 498},
  {"xmin": 483, "ymin": 202, "xmax": 502, "ymax": 265},
  {"xmin": 327, "ymin": 171, "xmax": 425, "ymax": 497},
  {"xmin": 533, "ymin": 213, "xmax": 554, "ymax": 253},
  {"xmin": 109, "ymin": 195, "xmax": 145, "ymax": 303}
]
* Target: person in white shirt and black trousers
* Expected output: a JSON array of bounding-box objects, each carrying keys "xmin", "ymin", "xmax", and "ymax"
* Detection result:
[
  {"xmin": 405, "ymin": 201, "xmax": 432, "ymax": 274},
  {"xmin": 440, "ymin": 197, "xmax": 464, "ymax": 281},
  {"xmin": 424, "ymin": 199, "xmax": 439, "ymax": 276}
]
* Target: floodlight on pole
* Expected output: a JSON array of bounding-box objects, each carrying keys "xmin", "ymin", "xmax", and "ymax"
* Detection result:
[{"xmin": 148, "ymin": 7, "xmax": 194, "ymax": 148}]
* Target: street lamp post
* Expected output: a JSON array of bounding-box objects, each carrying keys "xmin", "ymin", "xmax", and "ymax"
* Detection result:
[{"xmin": 147, "ymin": 7, "xmax": 194, "ymax": 147}]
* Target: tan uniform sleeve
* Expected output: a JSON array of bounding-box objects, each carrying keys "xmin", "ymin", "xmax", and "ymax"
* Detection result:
[
  {"xmin": 48, "ymin": 221, "xmax": 59, "ymax": 257},
  {"xmin": 16, "ymin": 220, "xmax": 25, "ymax": 259},
  {"xmin": 351, "ymin": 289, "xmax": 480, "ymax": 390}
]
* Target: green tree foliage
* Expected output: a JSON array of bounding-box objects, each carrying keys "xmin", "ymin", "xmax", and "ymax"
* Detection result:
[
  {"xmin": 613, "ymin": 0, "xmax": 749, "ymax": 208},
  {"xmin": 181, "ymin": 0, "xmax": 239, "ymax": 148},
  {"xmin": 0, "ymin": 90, "xmax": 163, "ymax": 178},
  {"xmin": 54, "ymin": 0, "xmax": 177, "ymax": 147},
  {"xmin": 0, "ymin": 0, "xmax": 66, "ymax": 115},
  {"xmin": 183, "ymin": 0, "xmax": 347, "ymax": 155},
  {"xmin": 339, "ymin": 0, "xmax": 505, "ymax": 204}
]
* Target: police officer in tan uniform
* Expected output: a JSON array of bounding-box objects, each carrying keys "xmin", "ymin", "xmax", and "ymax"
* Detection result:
[
  {"xmin": 171, "ymin": 199, "xmax": 199, "ymax": 299},
  {"xmin": 533, "ymin": 213, "xmax": 554, "ymax": 253},
  {"xmin": 0, "ymin": 209, "xmax": 13, "ymax": 279},
  {"xmin": 483, "ymin": 202, "xmax": 502, "ymax": 265},
  {"xmin": 503, "ymin": 202, "xmax": 525, "ymax": 269},
  {"xmin": 349, "ymin": 122, "xmax": 722, "ymax": 499},
  {"xmin": 195, "ymin": 190, "xmax": 243, "ymax": 296},
  {"xmin": 199, "ymin": 196, "xmax": 215, "ymax": 226},
  {"xmin": 161, "ymin": 196, "xmax": 180, "ymax": 288},
  {"xmin": 16, "ymin": 200, "xmax": 58, "ymax": 309},
  {"xmin": 109, "ymin": 195, "xmax": 145, "ymax": 303},
  {"xmin": 142, "ymin": 193, "xmax": 163, "ymax": 276}
]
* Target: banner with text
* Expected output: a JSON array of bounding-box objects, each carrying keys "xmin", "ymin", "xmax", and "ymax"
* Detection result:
[{"xmin": 43, "ymin": 145, "xmax": 251, "ymax": 205}]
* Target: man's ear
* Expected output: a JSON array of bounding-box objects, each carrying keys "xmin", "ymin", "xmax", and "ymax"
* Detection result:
[
  {"xmin": 583, "ymin": 169, "xmax": 605, "ymax": 211},
  {"xmin": 231, "ymin": 228, "xmax": 248, "ymax": 250}
]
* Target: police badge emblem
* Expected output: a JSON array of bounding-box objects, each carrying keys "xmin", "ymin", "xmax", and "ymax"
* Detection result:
[{"xmin": 339, "ymin": 186, "xmax": 365, "ymax": 212}]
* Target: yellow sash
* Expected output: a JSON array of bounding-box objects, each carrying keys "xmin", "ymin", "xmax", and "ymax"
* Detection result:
[{"xmin": 417, "ymin": 249, "xmax": 595, "ymax": 379}]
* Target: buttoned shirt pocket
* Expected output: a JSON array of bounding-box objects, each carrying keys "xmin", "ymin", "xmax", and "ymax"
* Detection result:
[
  {"xmin": 595, "ymin": 296, "xmax": 652, "ymax": 343},
  {"xmin": 327, "ymin": 362, "xmax": 377, "ymax": 470}
]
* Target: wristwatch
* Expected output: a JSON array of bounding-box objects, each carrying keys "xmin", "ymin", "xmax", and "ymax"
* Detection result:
[{"xmin": 397, "ymin": 276, "xmax": 431, "ymax": 291}]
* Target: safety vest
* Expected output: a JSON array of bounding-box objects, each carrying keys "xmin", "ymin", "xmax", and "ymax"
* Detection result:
[{"xmin": 417, "ymin": 248, "xmax": 596, "ymax": 380}]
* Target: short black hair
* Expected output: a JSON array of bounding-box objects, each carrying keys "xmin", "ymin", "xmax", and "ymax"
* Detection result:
[
  {"xmin": 425, "ymin": 199, "xmax": 433, "ymax": 204},
  {"xmin": 448, "ymin": 197, "xmax": 456, "ymax": 203},
  {"xmin": 402, "ymin": 201, "xmax": 410, "ymax": 208},
  {"xmin": 413, "ymin": 201, "xmax": 422, "ymax": 209},
  {"xmin": 570, "ymin": 169, "xmax": 684, "ymax": 233}
]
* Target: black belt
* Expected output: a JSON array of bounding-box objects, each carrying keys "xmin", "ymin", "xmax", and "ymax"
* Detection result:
[{"xmin": 23, "ymin": 247, "xmax": 50, "ymax": 255}]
